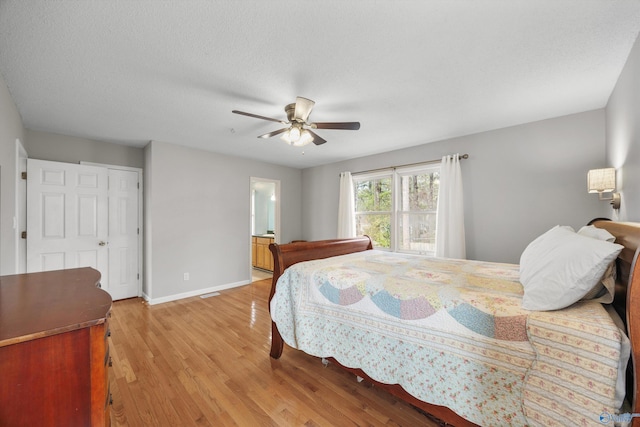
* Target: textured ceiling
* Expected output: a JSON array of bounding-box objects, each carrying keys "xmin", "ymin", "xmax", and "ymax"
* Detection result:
[{"xmin": 1, "ymin": 1, "xmax": 640, "ymax": 169}]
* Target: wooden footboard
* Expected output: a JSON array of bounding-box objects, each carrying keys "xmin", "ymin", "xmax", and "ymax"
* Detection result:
[{"xmin": 268, "ymin": 237, "xmax": 373, "ymax": 359}]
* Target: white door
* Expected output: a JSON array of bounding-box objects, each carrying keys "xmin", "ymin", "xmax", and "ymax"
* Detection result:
[
  {"xmin": 26, "ymin": 159, "xmax": 109, "ymax": 287},
  {"xmin": 107, "ymin": 169, "xmax": 140, "ymax": 300}
]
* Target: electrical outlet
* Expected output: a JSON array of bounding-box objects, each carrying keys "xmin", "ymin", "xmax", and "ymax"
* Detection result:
[{"xmin": 183, "ymin": 273, "xmax": 189, "ymax": 281}]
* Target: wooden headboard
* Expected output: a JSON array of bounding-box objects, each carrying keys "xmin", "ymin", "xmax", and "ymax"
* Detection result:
[{"xmin": 590, "ymin": 220, "xmax": 640, "ymax": 421}]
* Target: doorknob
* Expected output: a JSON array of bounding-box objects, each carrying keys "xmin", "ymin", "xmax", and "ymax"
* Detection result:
[{"xmin": 98, "ymin": 241, "xmax": 108, "ymax": 246}]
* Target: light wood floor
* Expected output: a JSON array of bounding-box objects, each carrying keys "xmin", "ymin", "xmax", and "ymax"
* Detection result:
[
  {"xmin": 251, "ymin": 268, "xmax": 273, "ymax": 282},
  {"xmin": 108, "ymin": 279, "xmax": 442, "ymax": 426}
]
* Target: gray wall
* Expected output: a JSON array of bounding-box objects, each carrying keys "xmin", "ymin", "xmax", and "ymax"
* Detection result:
[
  {"xmin": 145, "ymin": 140, "xmax": 302, "ymax": 301},
  {"xmin": 302, "ymin": 110, "xmax": 608, "ymax": 264},
  {"xmin": 607, "ymin": 31, "xmax": 640, "ymax": 221},
  {"xmin": 24, "ymin": 129, "xmax": 144, "ymax": 169},
  {"xmin": 0, "ymin": 71, "xmax": 25, "ymax": 275}
]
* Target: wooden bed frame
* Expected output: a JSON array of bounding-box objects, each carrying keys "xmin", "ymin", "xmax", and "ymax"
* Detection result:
[{"xmin": 268, "ymin": 220, "xmax": 640, "ymax": 426}]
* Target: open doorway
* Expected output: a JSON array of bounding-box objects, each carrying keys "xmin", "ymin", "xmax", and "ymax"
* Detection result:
[{"xmin": 250, "ymin": 177, "xmax": 280, "ymax": 283}]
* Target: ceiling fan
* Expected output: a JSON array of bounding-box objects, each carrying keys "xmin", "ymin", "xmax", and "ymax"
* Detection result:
[{"xmin": 232, "ymin": 97, "xmax": 360, "ymax": 146}]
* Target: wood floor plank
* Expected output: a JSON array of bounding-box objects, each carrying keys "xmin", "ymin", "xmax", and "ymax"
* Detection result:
[{"xmin": 109, "ymin": 279, "xmax": 441, "ymax": 426}]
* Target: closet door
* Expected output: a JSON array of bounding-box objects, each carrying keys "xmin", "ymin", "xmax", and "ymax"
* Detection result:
[
  {"xmin": 26, "ymin": 159, "xmax": 109, "ymax": 287},
  {"xmin": 107, "ymin": 169, "xmax": 140, "ymax": 300}
]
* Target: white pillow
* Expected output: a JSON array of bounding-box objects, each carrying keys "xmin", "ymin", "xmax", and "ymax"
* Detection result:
[
  {"xmin": 519, "ymin": 226, "xmax": 623, "ymax": 311},
  {"xmin": 581, "ymin": 261, "xmax": 616, "ymax": 303},
  {"xmin": 577, "ymin": 225, "xmax": 617, "ymax": 302},
  {"xmin": 577, "ymin": 225, "xmax": 616, "ymax": 242}
]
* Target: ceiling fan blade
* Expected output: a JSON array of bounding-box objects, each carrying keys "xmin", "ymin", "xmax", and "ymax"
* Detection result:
[
  {"xmin": 232, "ymin": 110, "xmax": 287, "ymax": 124},
  {"xmin": 294, "ymin": 97, "xmax": 315, "ymax": 122},
  {"xmin": 311, "ymin": 122, "xmax": 360, "ymax": 130},
  {"xmin": 258, "ymin": 128, "xmax": 289, "ymax": 139},
  {"xmin": 307, "ymin": 129, "xmax": 327, "ymax": 145}
]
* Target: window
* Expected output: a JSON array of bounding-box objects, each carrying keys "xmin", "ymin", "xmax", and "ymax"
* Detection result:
[
  {"xmin": 353, "ymin": 164, "xmax": 440, "ymax": 255},
  {"xmin": 354, "ymin": 172, "xmax": 392, "ymax": 248},
  {"xmin": 396, "ymin": 165, "xmax": 440, "ymax": 254}
]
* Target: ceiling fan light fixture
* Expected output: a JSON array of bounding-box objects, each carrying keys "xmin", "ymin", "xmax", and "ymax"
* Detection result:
[
  {"xmin": 281, "ymin": 128, "xmax": 313, "ymax": 146},
  {"xmin": 280, "ymin": 129, "xmax": 292, "ymax": 144},
  {"xmin": 294, "ymin": 130, "xmax": 313, "ymax": 147},
  {"xmin": 232, "ymin": 96, "xmax": 361, "ymax": 147},
  {"xmin": 289, "ymin": 126, "xmax": 301, "ymax": 142}
]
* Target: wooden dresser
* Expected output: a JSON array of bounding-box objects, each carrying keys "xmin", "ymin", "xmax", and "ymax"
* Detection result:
[{"xmin": 0, "ymin": 267, "xmax": 113, "ymax": 426}]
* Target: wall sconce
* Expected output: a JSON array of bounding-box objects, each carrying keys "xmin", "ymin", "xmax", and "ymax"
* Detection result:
[{"xmin": 587, "ymin": 168, "xmax": 621, "ymax": 209}]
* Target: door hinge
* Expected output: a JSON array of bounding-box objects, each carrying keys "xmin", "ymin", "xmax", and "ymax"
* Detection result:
[
  {"xmin": 137, "ymin": 182, "xmax": 140, "ymax": 189},
  {"xmin": 137, "ymin": 273, "xmax": 140, "ymax": 280},
  {"xmin": 137, "ymin": 227, "xmax": 140, "ymax": 235},
  {"xmin": 21, "ymin": 172, "xmax": 27, "ymax": 180},
  {"xmin": 21, "ymin": 231, "xmax": 27, "ymax": 239}
]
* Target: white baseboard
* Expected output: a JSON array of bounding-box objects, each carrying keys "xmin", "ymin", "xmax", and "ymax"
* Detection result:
[
  {"xmin": 141, "ymin": 290, "xmax": 151, "ymax": 302},
  {"xmin": 145, "ymin": 280, "xmax": 250, "ymax": 305}
]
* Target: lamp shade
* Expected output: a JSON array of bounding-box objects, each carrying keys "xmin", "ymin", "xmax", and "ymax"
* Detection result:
[
  {"xmin": 587, "ymin": 168, "xmax": 616, "ymax": 193},
  {"xmin": 280, "ymin": 128, "xmax": 313, "ymax": 146},
  {"xmin": 293, "ymin": 130, "xmax": 313, "ymax": 146},
  {"xmin": 289, "ymin": 126, "xmax": 301, "ymax": 142}
]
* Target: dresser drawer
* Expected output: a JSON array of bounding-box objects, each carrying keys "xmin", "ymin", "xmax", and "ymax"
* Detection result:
[
  {"xmin": 90, "ymin": 320, "xmax": 111, "ymax": 426},
  {"xmin": 103, "ymin": 313, "xmax": 113, "ymax": 426}
]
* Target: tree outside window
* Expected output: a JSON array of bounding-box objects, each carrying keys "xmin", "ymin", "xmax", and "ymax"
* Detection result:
[
  {"xmin": 354, "ymin": 174, "xmax": 392, "ymax": 248},
  {"xmin": 397, "ymin": 168, "xmax": 439, "ymax": 254},
  {"xmin": 353, "ymin": 165, "xmax": 440, "ymax": 254}
]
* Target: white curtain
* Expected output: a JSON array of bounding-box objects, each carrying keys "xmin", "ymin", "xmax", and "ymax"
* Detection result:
[
  {"xmin": 337, "ymin": 171, "xmax": 356, "ymax": 238},
  {"xmin": 436, "ymin": 154, "xmax": 466, "ymax": 259}
]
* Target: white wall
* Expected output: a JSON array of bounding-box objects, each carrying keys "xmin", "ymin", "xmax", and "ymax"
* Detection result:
[
  {"xmin": 606, "ymin": 32, "xmax": 640, "ymax": 221},
  {"xmin": 25, "ymin": 129, "xmax": 144, "ymax": 169},
  {"xmin": 145, "ymin": 140, "xmax": 302, "ymax": 302},
  {"xmin": 302, "ymin": 110, "xmax": 608, "ymax": 264},
  {"xmin": 0, "ymin": 71, "xmax": 25, "ymax": 275}
]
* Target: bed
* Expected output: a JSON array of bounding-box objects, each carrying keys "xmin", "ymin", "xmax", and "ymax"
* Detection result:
[{"xmin": 267, "ymin": 220, "xmax": 640, "ymax": 426}]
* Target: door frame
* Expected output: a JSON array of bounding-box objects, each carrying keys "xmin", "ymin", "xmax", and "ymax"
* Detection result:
[
  {"xmin": 250, "ymin": 177, "xmax": 280, "ymax": 279},
  {"xmin": 15, "ymin": 139, "xmax": 27, "ymax": 274},
  {"xmin": 82, "ymin": 161, "xmax": 144, "ymax": 298}
]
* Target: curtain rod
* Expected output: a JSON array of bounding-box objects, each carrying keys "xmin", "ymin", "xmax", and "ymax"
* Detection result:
[{"xmin": 350, "ymin": 153, "xmax": 469, "ymax": 176}]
